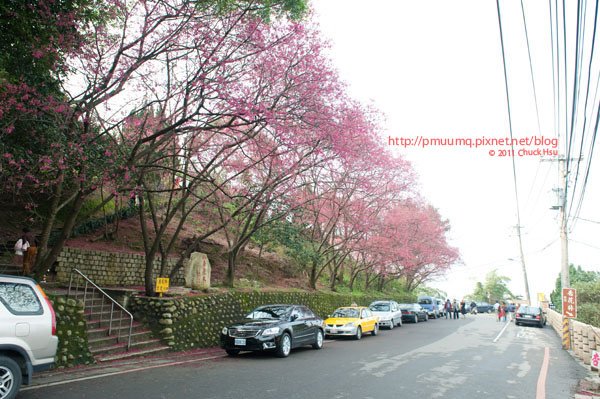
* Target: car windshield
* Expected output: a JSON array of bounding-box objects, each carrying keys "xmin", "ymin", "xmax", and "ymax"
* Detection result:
[
  {"xmin": 332, "ymin": 308, "xmax": 360, "ymax": 318},
  {"xmin": 246, "ymin": 305, "xmax": 292, "ymax": 320},
  {"xmin": 418, "ymin": 298, "xmax": 432, "ymax": 305},
  {"xmin": 518, "ymin": 306, "xmax": 540, "ymax": 314},
  {"xmin": 369, "ymin": 303, "xmax": 390, "ymax": 312}
]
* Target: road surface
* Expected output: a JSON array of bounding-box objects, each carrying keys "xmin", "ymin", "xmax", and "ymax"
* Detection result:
[{"xmin": 20, "ymin": 313, "xmax": 587, "ymax": 399}]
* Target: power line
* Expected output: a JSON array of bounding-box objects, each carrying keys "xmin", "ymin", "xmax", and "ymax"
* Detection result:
[
  {"xmin": 520, "ymin": 0, "xmax": 543, "ymax": 136},
  {"xmin": 495, "ymin": 0, "xmax": 530, "ymax": 305}
]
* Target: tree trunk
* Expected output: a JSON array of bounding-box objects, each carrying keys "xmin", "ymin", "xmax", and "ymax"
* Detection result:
[
  {"xmin": 225, "ymin": 249, "xmax": 238, "ymax": 288},
  {"xmin": 309, "ymin": 259, "xmax": 318, "ymax": 290},
  {"xmin": 34, "ymin": 191, "xmax": 86, "ymax": 278}
]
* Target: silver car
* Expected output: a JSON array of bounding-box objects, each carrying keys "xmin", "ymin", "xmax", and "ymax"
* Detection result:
[
  {"xmin": 0, "ymin": 275, "xmax": 58, "ymax": 399},
  {"xmin": 369, "ymin": 300, "xmax": 403, "ymax": 329}
]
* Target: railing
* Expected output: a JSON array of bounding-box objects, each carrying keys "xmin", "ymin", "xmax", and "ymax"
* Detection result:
[{"xmin": 68, "ymin": 268, "xmax": 133, "ymax": 350}]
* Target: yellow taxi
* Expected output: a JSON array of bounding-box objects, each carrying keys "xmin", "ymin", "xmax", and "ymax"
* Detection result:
[{"xmin": 323, "ymin": 306, "xmax": 379, "ymax": 340}]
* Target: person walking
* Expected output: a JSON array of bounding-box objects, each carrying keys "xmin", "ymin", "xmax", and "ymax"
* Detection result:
[
  {"xmin": 494, "ymin": 300, "xmax": 501, "ymax": 322},
  {"xmin": 499, "ymin": 303, "xmax": 507, "ymax": 322},
  {"xmin": 452, "ymin": 299, "xmax": 459, "ymax": 319},
  {"xmin": 460, "ymin": 299, "xmax": 466, "ymax": 319},
  {"xmin": 13, "ymin": 228, "xmax": 31, "ymax": 274},
  {"xmin": 444, "ymin": 299, "xmax": 452, "ymax": 319},
  {"xmin": 21, "ymin": 228, "xmax": 37, "ymax": 276}
]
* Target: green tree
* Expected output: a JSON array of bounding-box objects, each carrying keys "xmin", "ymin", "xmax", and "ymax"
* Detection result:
[
  {"xmin": 471, "ymin": 269, "xmax": 514, "ymax": 303},
  {"xmin": 549, "ymin": 265, "xmax": 600, "ymax": 312}
]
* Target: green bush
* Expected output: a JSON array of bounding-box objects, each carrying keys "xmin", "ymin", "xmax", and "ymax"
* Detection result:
[{"xmin": 575, "ymin": 302, "xmax": 600, "ymax": 328}]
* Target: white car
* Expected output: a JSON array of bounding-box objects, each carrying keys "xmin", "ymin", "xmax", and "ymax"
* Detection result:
[
  {"xmin": 1, "ymin": 275, "xmax": 58, "ymax": 399},
  {"xmin": 369, "ymin": 300, "xmax": 403, "ymax": 329}
]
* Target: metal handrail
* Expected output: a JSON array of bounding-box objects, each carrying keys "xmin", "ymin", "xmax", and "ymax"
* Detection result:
[{"xmin": 68, "ymin": 268, "xmax": 133, "ymax": 350}]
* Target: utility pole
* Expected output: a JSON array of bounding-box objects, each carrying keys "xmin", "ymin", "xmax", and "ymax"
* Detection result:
[
  {"xmin": 558, "ymin": 158, "xmax": 570, "ymax": 289},
  {"xmin": 514, "ymin": 224, "xmax": 531, "ymax": 305}
]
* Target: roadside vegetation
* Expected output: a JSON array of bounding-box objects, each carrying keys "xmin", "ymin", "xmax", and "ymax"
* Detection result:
[
  {"xmin": 1, "ymin": 0, "xmax": 459, "ymax": 299},
  {"xmin": 550, "ymin": 265, "xmax": 600, "ymax": 327}
]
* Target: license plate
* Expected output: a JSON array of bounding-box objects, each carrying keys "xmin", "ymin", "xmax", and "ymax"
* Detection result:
[
  {"xmin": 234, "ymin": 338, "xmax": 246, "ymax": 346},
  {"xmin": 330, "ymin": 328, "xmax": 337, "ymax": 334},
  {"xmin": 524, "ymin": 315, "xmax": 531, "ymax": 318}
]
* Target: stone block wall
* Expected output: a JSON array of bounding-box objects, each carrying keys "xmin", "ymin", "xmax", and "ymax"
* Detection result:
[
  {"xmin": 55, "ymin": 247, "xmax": 184, "ymax": 287},
  {"xmin": 547, "ymin": 308, "xmax": 600, "ymax": 375}
]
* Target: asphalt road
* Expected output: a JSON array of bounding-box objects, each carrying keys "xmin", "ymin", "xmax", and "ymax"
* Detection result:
[{"xmin": 20, "ymin": 314, "xmax": 587, "ymax": 399}]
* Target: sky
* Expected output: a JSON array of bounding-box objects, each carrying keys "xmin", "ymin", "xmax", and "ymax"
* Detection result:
[{"xmin": 312, "ymin": 0, "xmax": 600, "ymax": 303}]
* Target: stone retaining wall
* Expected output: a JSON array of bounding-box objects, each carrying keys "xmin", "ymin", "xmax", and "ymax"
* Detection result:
[
  {"xmin": 547, "ymin": 308, "xmax": 600, "ymax": 375},
  {"xmin": 55, "ymin": 247, "xmax": 184, "ymax": 287}
]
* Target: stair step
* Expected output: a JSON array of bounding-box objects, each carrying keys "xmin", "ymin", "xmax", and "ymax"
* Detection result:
[
  {"xmin": 88, "ymin": 330, "xmax": 154, "ymax": 347},
  {"xmin": 86, "ymin": 317, "xmax": 135, "ymax": 329},
  {"xmin": 90, "ymin": 338, "xmax": 164, "ymax": 356},
  {"xmin": 95, "ymin": 345, "xmax": 171, "ymax": 363}
]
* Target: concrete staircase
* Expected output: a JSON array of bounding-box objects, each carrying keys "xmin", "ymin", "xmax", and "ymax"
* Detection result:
[
  {"xmin": 57, "ymin": 287, "xmax": 171, "ymax": 363},
  {"xmin": 0, "ymin": 263, "xmax": 23, "ymax": 276}
]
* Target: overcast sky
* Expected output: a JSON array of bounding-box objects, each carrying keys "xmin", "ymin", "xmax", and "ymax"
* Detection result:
[{"xmin": 312, "ymin": 0, "xmax": 600, "ymax": 302}]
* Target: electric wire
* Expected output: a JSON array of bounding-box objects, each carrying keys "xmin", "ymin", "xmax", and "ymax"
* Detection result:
[
  {"xmin": 520, "ymin": 0, "xmax": 543, "ymax": 136},
  {"xmin": 495, "ymin": 0, "xmax": 530, "ymax": 303}
]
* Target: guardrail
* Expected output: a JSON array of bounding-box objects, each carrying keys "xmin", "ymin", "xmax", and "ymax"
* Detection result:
[{"xmin": 68, "ymin": 268, "xmax": 133, "ymax": 349}]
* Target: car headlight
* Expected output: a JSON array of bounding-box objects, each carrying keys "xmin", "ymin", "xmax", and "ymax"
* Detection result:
[
  {"xmin": 222, "ymin": 327, "xmax": 228, "ymax": 335},
  {"xmin": 262, "ymin": 327, "xmax": 281, "ymax": 336},
  {"xmin": 343, "ymin": 322, "xmax": 356, "ymax": 327}
]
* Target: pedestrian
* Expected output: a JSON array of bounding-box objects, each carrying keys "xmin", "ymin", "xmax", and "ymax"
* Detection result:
[
  {"xmin": 444, "ymin": 299, "xmax": 452, "ymax": 319},
  {"xmin": 452, "ymin": 299, "xmax": 459, "ymax": 319},
  {"xmin": 460, "ymin": 299, "xmax": 466, "ymax": 318},
  {"xmin": 22, "ymin": 228, "xmax": 37, "ymax": 276},
  {"xmin": 470, "ymin": 301, "xmax": 477, "ymax": 314},
  {"xmin": 494, "ymin": 300, "xmax": 500, "ymax": 321},
  {"xmin": 13, "ymin": 228, "xmax": 31, "ymax": 274},
  {"xmin": 500, "ymin": 303, "xmax": 507, "ymax": 322}
]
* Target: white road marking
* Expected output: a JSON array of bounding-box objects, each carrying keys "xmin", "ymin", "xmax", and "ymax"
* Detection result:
[
  {"xmin": 21, "ymin": 355, "xmax": 225, "ymax": 391},
  {"xmin": 493, "ymin": 321, "xmax": 511, "ymax": 343}
]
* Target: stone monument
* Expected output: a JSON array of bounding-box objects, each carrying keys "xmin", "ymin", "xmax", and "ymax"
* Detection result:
[{"xmin": 184, "ymin": 252, "xmax": 211, "ymax": 290}]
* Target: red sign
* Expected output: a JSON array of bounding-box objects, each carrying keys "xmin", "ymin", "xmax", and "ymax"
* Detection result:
[{"xmin": 562, "ymin": 288, "xmax": 577, "ymax": 318}]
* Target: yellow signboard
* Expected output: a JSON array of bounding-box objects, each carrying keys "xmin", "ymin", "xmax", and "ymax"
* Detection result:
[
  {"xmin": 155, "ymin": 277, "xmax": 170, "ymax": 296},
  {"xmin": 537, "ymin": 292, "xmax": 546, "ymax": 302}
]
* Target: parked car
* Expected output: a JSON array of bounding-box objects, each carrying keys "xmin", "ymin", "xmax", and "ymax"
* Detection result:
[
  {"xmin": 369, "ymin": 300, "xmax": 403, "ymax": 329},
  {"xmin": 417, "ymin": 295, "xmax": 440, "ymax": 318},
  {"xmin": 399, "ymin": 303, "xmax": 428, "ymax": 323},
  {"xmin": 324, "ymin": 306, "xmax": 379, "ymax": 340},
  {"xmin": 474, "ymin": 302, "xmax": 494, "ymax": 313},
  {"xmin": 220, "ymin": 304, "xmax": 324, "ymax": 358},
  {"xmin": 515, "ymin": 306, "xmax": 546, "ymax": 328},
  {"xmin": 435, "ymin": 298, "xmax": 446, "ymax": 318},
  {"xmin": 0, "ymin": 275, "xmax": 58, "ymax": 399}
]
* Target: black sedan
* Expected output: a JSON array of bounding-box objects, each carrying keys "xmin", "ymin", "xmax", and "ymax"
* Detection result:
[
  {"xmin": 515, "ymin": 305, "xmax": 546, "ymax": 328},
  {"xmin": 220, "ymin": 304, "xmax": 324, "ymax": 357},
  {"xmin": 399, "ymin": 303, "xmax": 428, "ymax": 323},
  {"xmin": 474, "ymin": 302, "xmax": 495, "ymax": 313}
]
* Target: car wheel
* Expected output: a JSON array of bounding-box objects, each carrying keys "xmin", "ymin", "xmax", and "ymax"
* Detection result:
[
  {"xmin": 276, "ymin": 333, "xmax": 292, "ymax": 357},
  {"xmin": 312, "ymin": 329, "xmax": 324, "ymax": 349},
  {"xmin": 414, "ymin": 315, "xmax": 418, "ymax": 323},
  {"xmin": 372, "ymin": 323, "xmax": 379, "ymax": 336},
  {"xmin": 355, "ymin": 326, "xmax": 362, "ymax": 340},
  {"xmin": 225, "ymin": 349, "xmax": 240, "ymax": 356},
  {"xmin": 424, "ymin": 314, "xmax": 428, "ymax": 322},
  {"xmin": 539, "ymin": 322, "xmax": 544, "ymax": 328},
  {"xmin": 516, "ymin": 321, "xmax": 520, "ymax": 326},
  {"xmin": 0, "ymin": 355, "xmax": 22, "ymax": 399},
  {"xmin": 389, "ymin": 322, "xmax": 394, "ymax": 330}
]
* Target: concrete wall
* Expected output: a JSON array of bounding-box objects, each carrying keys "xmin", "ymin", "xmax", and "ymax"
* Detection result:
[
  {"xmin": 55, "ymin": 247, "xmax": 184, "ymax": 287},
  {"xmin": 547, "ymin": 308, "xmax": 600, "ymax": 374}
]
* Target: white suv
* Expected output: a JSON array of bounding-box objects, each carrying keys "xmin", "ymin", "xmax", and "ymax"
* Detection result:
[{"xmin": 0, "ymin": 275, "xmax": 58, "ymax": 399}]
